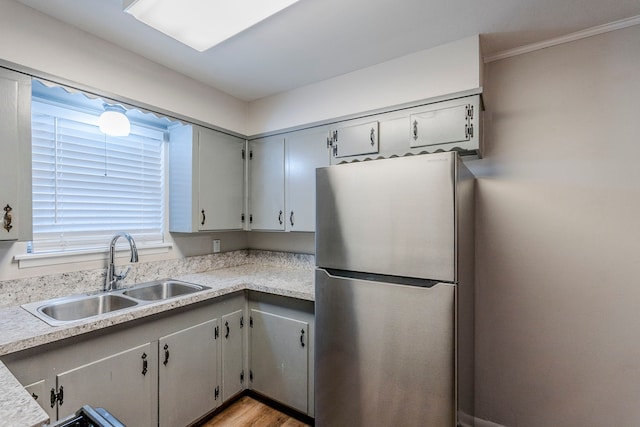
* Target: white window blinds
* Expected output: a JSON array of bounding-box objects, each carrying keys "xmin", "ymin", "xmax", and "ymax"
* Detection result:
[{"xmin": 31, "ymin": 92, "xmax": 166, "ymax": 253}]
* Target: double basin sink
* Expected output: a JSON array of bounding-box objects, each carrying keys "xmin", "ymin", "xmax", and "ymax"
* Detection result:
[{"xmin": 22, "ymin": 279, "xmax": 211, "ymax": 326}]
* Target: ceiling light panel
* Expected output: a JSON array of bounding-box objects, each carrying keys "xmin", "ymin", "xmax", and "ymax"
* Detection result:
[{"xmin": 124, "ymin": 0, "xmax": 300, "ymax": 52}]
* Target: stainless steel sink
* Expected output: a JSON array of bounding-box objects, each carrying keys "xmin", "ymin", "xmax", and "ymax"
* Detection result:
[
  {"xmin": 122, "ymin": 279, "xmax": 209, "ymax": 301},
  {"xmin": 22, "ymin": 279, "xmax": 210, "ymax": 326},
  {"xmin": 31, "ymin": 294, "xmax": 138, "ymax": 326}
]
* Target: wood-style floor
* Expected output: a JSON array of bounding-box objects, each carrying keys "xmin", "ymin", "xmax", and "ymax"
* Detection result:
[{"xmin": 199, "ymin": 396, "xmax": 311, "ymax": 427}]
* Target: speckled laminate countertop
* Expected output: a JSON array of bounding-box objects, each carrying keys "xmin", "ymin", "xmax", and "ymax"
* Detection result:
[{"xmin": 0, "ymin": 263, "xmax": 315, "ymax": 427}]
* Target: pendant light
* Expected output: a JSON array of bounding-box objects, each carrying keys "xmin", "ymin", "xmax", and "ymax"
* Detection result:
[{"xmin": 99, "ymin": 104, "xmax": 131, "ymax": 136}]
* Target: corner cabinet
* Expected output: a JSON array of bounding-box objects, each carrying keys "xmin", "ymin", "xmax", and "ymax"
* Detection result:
[
  {"xmin": 248, "ymin": 136, "xmax": 286, "ymax": 231},
  {"xmin": 248, "ymin": 128, "xmax": 329, "ymax": 232},
  {"xmin": 0, "ymin": 68, "xmax": 32, "ymax": 241},
  {"xmin": 221, "ymin": 309, "xmax": 245, "ymax": 401},
  {"xmin": 285, "ymin": 128, "xmax": 330, "ymax": 232},
  {"xmin": 248, "ymin": 292, "xmax": 315, "ymax": 417},
  {"xmin": 169, "ymin": 124, "xmax": 245, "ymax": 232}
]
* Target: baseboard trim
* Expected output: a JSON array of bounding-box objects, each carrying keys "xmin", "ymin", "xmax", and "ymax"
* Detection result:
[
  {"xmin": 247, "ymin": 390, "xmax": 315, "ymax": 426},
  {"xmin": 472, "ymin": 417, "xmax": 508, "ymax": 427}
]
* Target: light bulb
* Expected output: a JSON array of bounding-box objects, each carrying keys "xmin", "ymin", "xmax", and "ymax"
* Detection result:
[{"xmin": 99, "ymin": 105, "xmax": 131, "ymax": 136}]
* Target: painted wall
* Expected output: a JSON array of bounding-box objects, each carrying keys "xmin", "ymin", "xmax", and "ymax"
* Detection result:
[
  {"xmin": 469, "ymin": 24, "xmax": 640, "ymax": 426},
  {"xmin": 247, "ymin": 35, "xmax": 481, "ymax": 135},
  {"xmin": 0, "ymin": 0, "xmax": 251, "ymax": 281},
  {"xmin": 0, "ymin": 0, "xmax": 248, "ymax": 134}
]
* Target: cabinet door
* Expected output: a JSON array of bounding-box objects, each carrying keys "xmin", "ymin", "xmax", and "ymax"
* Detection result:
[
  {"xmin": 159, "ymin": 319, "xmax": 219, "ymax": 427},
  {"xmin": 222, "ymin": 310, "xmax": 244, "ymax": 401},
  {"xmin": 408, "ymin": 96, "xmax": 481, "ymax": 154},
  {"xmin": 198, "ymin": 129, "xmax": 245, "ymax": 231},
  {"xmin": 250, "ymin": 309, "xmax": 309, "ymax": 413},
  {"xmin": 56, "ymin": 343, "xmax": 154, "ymax": 426},
  {"xmin": 0, "ymin": 68, "xmax": 31, "ymax": 241},
  {"xmin": 24, "ymin": 379, "xmax": 54, "ymax": 421},
  {"xmin": 330, "ymin": 121, "xmax": 378, "ymax": 163},
  {"xmin": 285, "ymin": 129, "xmax": 329, "ymax": 232},
  {"xmin": 249, "ymin": 136, "xmax": 285, "ymax": 230}
]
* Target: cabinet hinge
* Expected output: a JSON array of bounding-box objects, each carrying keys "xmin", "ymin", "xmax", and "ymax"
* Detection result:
[
  {"xmin": 50, "ymin": 386, "xmax": 63, "ymax": 408},
  {"xmin": 465, "ymin": 123, "xmax": 474, "ymax": 139},
  {"xmin": 240, "ymin": 369, "xmax": 245, "ymax": 384},
  {"xmin": 332, "ymin": 145, "xmax": 338, "ymax": 157},
  {"xmin": 214, "ymin": 325, "xmax": 219, "ymax": 339},
  {"xmin": 240, "ymin": 316, "xmax": 244, "ymax": 328},
  {"xmin": 214, "ymin": 385, "xmax": 220, "ymax": 400},
  {"xmin": 249, "ymin": 150, "xmax": 253, "ymax": 160},
  {"xmin": 466, "ymin": 104, "xmax": 474, "ymax": 119},
  {"xmin": 242, "ymin": 148, "xmax": 245, "ymax": 160},
  {"xmin": 250, "ymin": 370, "xmax": 254, "ymax": 382},
  {"xmin": 326, "ymin": 130, "xmax": 338, "ymax": 148},
  {"xmin": 249, "ymin": 316, "xmax": 253, "ymax": 328},
  {"xmin": 249, "ymin": 214, "xmax": 253, "ymax": 224},
  {"xmin": 241, "ymin": 213, "xmax": 245, "ymax": 223}
]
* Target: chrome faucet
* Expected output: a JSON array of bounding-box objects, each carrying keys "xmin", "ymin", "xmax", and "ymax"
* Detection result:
[{"xmin": 105, "ymin": 232, "xmax": 139, "ymax": 291}]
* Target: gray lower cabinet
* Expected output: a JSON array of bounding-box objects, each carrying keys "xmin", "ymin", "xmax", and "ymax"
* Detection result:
[
  {"xmin": 4, "ymin": 291, "xmax": 313, "ymax": 424},
  {"xmin": 248, "ymin": 292, "xmax": 315, "ymax": 416},
  {"xmin": 57, "ymin": 343, "xmax": 155, "ymax": 425},
  {"xmin": 159, "ymin": 319, "xmax": 220, "ymax": 427},
  {"xmin": 222, "ymin": 309, "xmax": 245, "ymax": 401},
  {"xmin": 9, "ymin": 341, "xmax": 156, "ymax": 426}
]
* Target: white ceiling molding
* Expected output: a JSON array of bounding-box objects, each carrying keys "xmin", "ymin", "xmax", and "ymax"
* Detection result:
[{"xmin": 484, "ymin": 14, "xmax": 640, "ymax": 63}]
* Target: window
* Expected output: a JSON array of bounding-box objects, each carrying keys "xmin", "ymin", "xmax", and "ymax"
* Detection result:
[{"xmin": 30, "ymin": 80, "xmax": 171, "ymax": 253}]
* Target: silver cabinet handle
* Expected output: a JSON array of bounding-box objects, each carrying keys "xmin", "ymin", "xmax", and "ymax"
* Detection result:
[
  {"xmin": 290, "ymin": 211, "xmax": 294, "ymax": 226},
  {"xmin": 278, "ymin": 210, "xmax": 283, "ymax": 225}
]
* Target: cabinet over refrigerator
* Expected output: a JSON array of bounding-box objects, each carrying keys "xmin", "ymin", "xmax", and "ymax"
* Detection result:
[{"xmin": 314, "ymin": 152, "xmax": 475, "ymax": 427}]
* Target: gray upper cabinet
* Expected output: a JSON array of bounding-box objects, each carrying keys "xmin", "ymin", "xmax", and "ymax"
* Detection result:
[
  {"xmin": 329, "ymin": 94, "xmax": 482, "ymax": 164},
  {"xmin": 248, "ymin": 136, "xmax": 286, "ymax": 231},
  {"xmin": 285, "ymin": 128, "xmax": 330, "ymax": 232},
  {"xmin": 169, "ymin": 124, "xmax": 245, "ymax": 233},
  {"xmin": 0, "ymin": 68, "xmax": 32, "ymax": 241},
  {"xmin": 329, "ymin": 120, "xmax": 379, "ymax": 163},
  {"xmin": 410, "ymin": 100, "xmax": 476, "ymax": 149}
]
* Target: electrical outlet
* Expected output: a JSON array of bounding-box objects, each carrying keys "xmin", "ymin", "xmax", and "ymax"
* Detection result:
[{"xmin": 213, "ymin": 239, "xmax": 221, "ymax": 253}]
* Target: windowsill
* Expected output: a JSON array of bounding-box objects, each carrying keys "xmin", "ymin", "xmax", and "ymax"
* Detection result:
[{"xmin": 14, "ymin": 243, "xmax": 173, "ymax": 269}]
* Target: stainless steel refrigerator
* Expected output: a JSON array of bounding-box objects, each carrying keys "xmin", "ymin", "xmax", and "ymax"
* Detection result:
[{"xmin": 315, "ymin": 151, "xmax": 475, "ymax": 427}]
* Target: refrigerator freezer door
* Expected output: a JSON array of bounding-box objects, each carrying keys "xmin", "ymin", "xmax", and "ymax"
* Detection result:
[
  {"xmin": 316, "ymin": 152, "xmax": 457, "ymax": 282},
  {"xmin": 315, "ymin": 269, "xmax": 455, "ymax": 427}
]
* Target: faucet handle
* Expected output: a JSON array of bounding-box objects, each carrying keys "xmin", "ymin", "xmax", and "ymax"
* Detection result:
[{"xmin": 115, "ymin": 266, "xmax": 131, "ymax": 282}]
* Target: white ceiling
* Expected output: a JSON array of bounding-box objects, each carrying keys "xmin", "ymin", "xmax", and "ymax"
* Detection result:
[{"xmin": 13, "ymin": 0, "xmax": 640, "ymax": 101}]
